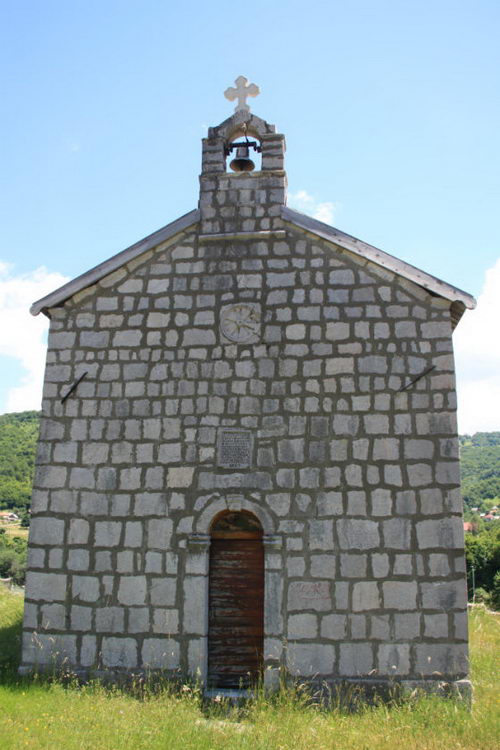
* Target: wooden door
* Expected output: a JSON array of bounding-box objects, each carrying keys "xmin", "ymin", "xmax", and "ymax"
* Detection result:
[{"xmin": 208, "ymin": 512, "xmax": 264, "ymax": 688}]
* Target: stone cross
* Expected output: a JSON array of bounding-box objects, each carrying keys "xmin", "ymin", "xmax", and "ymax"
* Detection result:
[{"xmin": 224, "ymin": 76, "xmax": 260, "ymax": 113}]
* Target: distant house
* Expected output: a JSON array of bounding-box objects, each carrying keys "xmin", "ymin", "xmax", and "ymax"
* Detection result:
[{"xmin": 0, "ymin": 512, "xmax": 19, "ymax": 522}]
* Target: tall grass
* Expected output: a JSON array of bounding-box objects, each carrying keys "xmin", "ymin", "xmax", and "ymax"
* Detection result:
[
  {"xmin": 1, "ymin": 586, "xmax": 499, "ymax": 750},
  {"xmin": 0, "ymin": 585, "xmax": 23, "ymax": 676},
  {"xmin": 0, "ymin": 519, "xmax": 29, "ymax": 540}
]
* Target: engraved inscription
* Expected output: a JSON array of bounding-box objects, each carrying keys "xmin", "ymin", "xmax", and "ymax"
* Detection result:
[{"xmin": 217, "ymin": 429, "xmax": 253, "ymax": 469}]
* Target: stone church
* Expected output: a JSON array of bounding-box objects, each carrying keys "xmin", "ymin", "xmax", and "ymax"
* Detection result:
[{"xmin": 21, "ymin": 78, "xmax": 475, "ymax": 697}]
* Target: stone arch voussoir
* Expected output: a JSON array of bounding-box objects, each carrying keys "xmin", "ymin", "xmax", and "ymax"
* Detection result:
[{"xmin": 196, "ymin": 495, "xmax": 275, "ymax": 536}]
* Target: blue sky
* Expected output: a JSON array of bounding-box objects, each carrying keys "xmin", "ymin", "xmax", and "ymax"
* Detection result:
[{"xmin": 0, "ymin": 1, "xmax": 499, "ymax": 432}]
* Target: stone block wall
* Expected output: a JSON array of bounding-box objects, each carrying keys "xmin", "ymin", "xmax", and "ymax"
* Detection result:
[
  {"xmin": 21, "ymin": 219, "xmax": 468, "ymax": 688},
  {"xmin": 21, "ymin": 111, "xmax": 468, "ymax": 692},
  {"xmin": 199, "ymin": 111, "xmax": 286, "ymax": 236}
]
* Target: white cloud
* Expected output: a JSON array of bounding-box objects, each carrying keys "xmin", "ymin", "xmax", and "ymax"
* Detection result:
[
  {"xmin": 0, "ymin": 263, "xmax": 69, "ymax": 414},
  {"xmin": 288, "ymin": 189, "xmax": 337, "ymax": 225},
  {"xmin": 454, "ymin": 258, "xmax": 500, "ymax": 434}
]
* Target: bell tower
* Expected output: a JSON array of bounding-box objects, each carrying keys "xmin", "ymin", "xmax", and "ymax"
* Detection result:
[{"xmin": 199, "ymin": 76, "xmax": 287, "ymax": 236}]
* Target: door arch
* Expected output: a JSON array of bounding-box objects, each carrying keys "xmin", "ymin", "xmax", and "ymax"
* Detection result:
[{"xmin": 207, "ymin": 510, "xmax": 264, "ymax": 688}]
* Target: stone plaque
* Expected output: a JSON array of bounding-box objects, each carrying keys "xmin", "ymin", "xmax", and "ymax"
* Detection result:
[{"xmin": 217, "ymin": 428, "xmax": 253, "ymax": 469}]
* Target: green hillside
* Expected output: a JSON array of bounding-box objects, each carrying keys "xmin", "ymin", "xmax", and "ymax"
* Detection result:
[
  {"xmin": 459, "ymin": 433, "xmax": 500, "ymax": 513},
  {"xmin": 0, "ymin": 411, "xmax": 39, "ymax": 517}
]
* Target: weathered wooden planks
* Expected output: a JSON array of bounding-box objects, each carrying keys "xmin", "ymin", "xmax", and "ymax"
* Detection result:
[{"xmin": 208, "ymin": 537, "xmax": 264, "ymax": 688}]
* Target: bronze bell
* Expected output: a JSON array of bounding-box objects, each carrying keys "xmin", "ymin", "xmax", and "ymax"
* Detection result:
[{"xmin": 229, "ymin": 144, "xmax": 255, "ymax": 172}]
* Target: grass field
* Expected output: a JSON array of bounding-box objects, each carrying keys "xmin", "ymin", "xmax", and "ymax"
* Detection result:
[
  {"xmin": 0, "ymin": 519, "xmax": 29, "ymax": 540},
  {"xmin": 0, "ymin": 587, "xmax": 499, "ymax": 750}
]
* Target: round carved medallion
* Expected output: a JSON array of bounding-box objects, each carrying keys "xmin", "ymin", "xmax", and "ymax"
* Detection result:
[{"xmin": 220, "ymin": 303, "xmax": 261, "ymax": 343}]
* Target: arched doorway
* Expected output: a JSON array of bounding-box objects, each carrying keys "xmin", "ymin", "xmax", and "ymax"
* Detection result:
[{"xmin": 208, "ymin": 510, "xmax": 264, "ymax": 688}]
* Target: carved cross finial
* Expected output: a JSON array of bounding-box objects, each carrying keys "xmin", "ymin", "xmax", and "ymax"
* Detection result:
[{"xmin": 224, "ymin": 76, "xmax": 260, "ymax": 113}]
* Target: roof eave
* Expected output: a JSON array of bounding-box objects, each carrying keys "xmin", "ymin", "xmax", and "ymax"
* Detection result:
[
  {"xmin": 282, "ymin": 206, "xmax": 476, "ymax": 312},
  {"xmin": 31, "ymin": 204, "xmax": 476, "ymax": 324},
  {"xmin": 30, "ymin": 209, "xmax": 200, "ymax": 316}
]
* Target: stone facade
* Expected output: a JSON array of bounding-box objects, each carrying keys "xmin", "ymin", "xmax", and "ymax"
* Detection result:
[{"xmin": 21, "ymin": 108, "xmax": 474, "ymax": 696}]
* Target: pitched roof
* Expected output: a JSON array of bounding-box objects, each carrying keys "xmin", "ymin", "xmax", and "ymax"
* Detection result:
[
  {"xmin": 30, "ymin": 209, "xmax": 200, "ymax": 316},
  {"xmin": 31, "ymin": 206, "xmax": 476, "ymax": 324},
  {"xmin": 282, "ymin": 207, "xmax": 476, "ymax": 315}
]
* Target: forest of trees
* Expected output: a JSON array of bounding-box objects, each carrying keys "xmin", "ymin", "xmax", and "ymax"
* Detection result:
[
  {"xmin": 0, "ymin": 410, "xmax": 39, "ymax": 520},
  {"xmin": 0, "ymin": 411, "xmax": 39, "ymax": 584},
  {"xmin": 0, "ymin": 411, "xmax": 499, "ymax": 603},
  {"xmin": 459, "ymin": 432, "xmax": 500, "ymax": 514}
]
